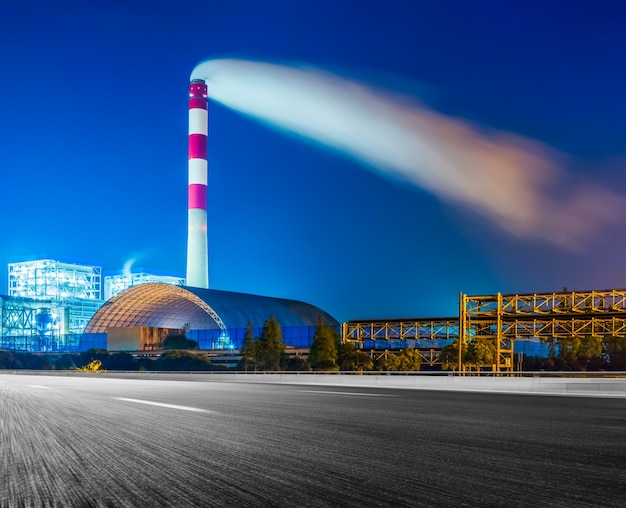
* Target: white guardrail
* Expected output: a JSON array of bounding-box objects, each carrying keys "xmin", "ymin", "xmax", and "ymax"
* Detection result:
[{"xmin": 4, "ymin": 370, "xmax": 626, "ymax": 397}]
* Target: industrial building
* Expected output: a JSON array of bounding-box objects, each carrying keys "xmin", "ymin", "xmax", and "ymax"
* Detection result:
[
  {"xmin": 5, "ymin": 77, "xmax": 621, "ymax": 373},
  {"xmin": 104, "ymin": 270, "xmax": 185, "ymax": 300},
  {"xmin": 9, "ymin": 258, "xmax": 103, "ymax": 334},
  {"xmin": 0, "ymin": 295, "xmax": 66, "ymax": 351},
  {"xmin": 1, "ymin": 259, "xmax": 187, "ymax": 352},
  {"xmin": 0, "ymin": 78, "xmax": 343, "ymax": 354},
  {"xmin": 345, "ymin": 289, "xmax": 626, "ymax": 372},
  {"xmin": 86, "ymin": 282, "xmax": 338, "ymax": 351}
]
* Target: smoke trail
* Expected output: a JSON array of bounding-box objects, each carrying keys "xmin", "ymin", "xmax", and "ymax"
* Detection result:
[
  {"xmin": 192, "ymin": 59, "xmax": 625, "ymax": 249},
  {"xmin": 122, "ymin": 257, "xmax": 136, "ymax": 279}
]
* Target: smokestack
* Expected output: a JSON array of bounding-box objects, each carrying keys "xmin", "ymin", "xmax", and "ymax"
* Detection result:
[{"xmin": 186, "ymin": 79, "xmax": 209, "ymax": 288}]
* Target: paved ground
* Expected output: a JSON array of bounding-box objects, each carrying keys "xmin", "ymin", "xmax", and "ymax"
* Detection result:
[{"xmin": 1, "ymin": 373, "xmax": 625, "ymax": 507}]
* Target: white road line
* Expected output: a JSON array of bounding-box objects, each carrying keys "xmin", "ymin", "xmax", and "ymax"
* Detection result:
[
  {"xmin": 27, "ymin": 385, "xmax": 51, "ymax": 389},
  {"xmin": 113, "ymin": 397, "xmax": 218, "ymax": 414},
  {"xmin": 296, "ymin": 390, "xmax": 396, "ymax": 397}
]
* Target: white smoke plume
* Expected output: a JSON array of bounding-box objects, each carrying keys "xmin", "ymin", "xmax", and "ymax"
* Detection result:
[
  {"xmin": 122, "ymin": 257, "xmax": 136, "ymax": 279},
  {"xmin": 192, "ymin": 59, "xmax": 625, "ymax": 249}
]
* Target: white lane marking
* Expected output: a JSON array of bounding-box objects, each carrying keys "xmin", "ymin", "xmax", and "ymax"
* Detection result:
[
  {"xmin": 296, "ymin": 390, "xmax": 396, "ymax": 397},
  {"xmin": 113, "ymin": 397, "xmax": 218, "ymax": 414},
  {"xmin": 27, "ymin": 384, "xmax": 51, "ymax": 389}
]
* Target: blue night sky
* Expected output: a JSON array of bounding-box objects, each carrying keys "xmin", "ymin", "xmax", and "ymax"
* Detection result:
[{"xmin": 1, "ymin": 0, "xmax": 625, "ymax": 322}]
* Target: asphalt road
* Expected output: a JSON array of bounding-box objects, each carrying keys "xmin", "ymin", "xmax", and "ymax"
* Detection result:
[{"xmin": 1, "ymin": 374, "xmax": 625, "ymax": 507}]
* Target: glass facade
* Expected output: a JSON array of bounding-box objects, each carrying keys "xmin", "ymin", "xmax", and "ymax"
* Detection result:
[
  {"xmin": 0, "ymin": 333, "xmax": 106, "ymax": 352},
  {"xmin": 0, "ymin": 327, "xmax": 322, "ymax": 353},
  {"xmin": 188, "ymin": 325, "xmax": 326, "ymax": 350},
  {"xmin": 359, "ymin": 338, "xmax": 455, "ymax": 350}
]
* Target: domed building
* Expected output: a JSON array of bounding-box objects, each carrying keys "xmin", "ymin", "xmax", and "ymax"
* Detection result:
[{"xmin": 85, "ymin": 283, "xmax": 338, "ymax": 351}]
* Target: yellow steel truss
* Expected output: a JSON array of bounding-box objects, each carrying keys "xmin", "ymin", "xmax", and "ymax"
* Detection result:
[
  {"xmin": 342, "ymin": 318, "xmax": 459, "ymax": 368},
  {"xmin": 343, "ymin": 318, "xmax": 459, "ymax": 344},
  {"xmin": 343, "ymin": 289, "xmax": 626, "ymax": 373},
  {"xmin": 368, "ymin": 348, "xmax": 444, "ymax": 367},
  {"xmin": 463, "ymin": 289, "xmax": 626, "ymax": 372}
]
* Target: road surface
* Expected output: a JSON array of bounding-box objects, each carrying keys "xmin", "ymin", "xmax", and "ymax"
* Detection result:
[{"xmin": 1, "ymin": 373, "xmax": 625, "ymax": 507}]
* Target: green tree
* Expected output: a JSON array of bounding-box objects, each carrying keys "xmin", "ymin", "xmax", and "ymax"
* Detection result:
[
  {"xmin": 579, "ymin": 335, "xmax": 604, "ymax": 369},
  {"xmin": 309, "ymin": 316, "xmax": 339, "ymax": 371},
  {"xmin": 238, "ymin": 321, "xmax": 257, "ymax": 372},
  {"xmin": 439, "ymin": 340, "xmax": 461, "ymax": 371},
  {"xmin": 375, "ymin": 350, "xmax": 400, "ymax": 371},
  {"xmin": 163, "ymin": 335, "xmax": 199, "ymax": 350},
  {"xmin": 464, "ymin": 339, "xmax": 496, "ymax": 372},
  {"xmin": 155, "ymin": 350, "xmax": 212, "ymax": 371},
  {"xmin": 340, "ymin": 349, "xmax": 373, "ymax": 372},
  {"xmin": 376, "ymin": 348, "xmax": 422, "ymax": 372},
  {"xmin": 337, "ymin": 341, "xmax": 358, "ymax": 367},
  {"xmin": 106, "ymin": 352, "xmax": 138, "ymax": 370},
  {"xmin": 396, "ymin": 348, "xmax": 422, "ymax": 371},
  {"xmin": 439, "ymin": 339, "xmax": 494, "ymax": 372},
  {"xmin": 281, "ymin": 353, "xmax": 311, "ymax": 371},
  {"xmin": 558, "ymin": 335, "xmax": 603, "ymax": 371},
  {"xmin": 255, "ymin": 316, "xmax": 285, "ymax": 371},
  {"xmin": 605, "ymin": 336, "xmax": 626, "ymax": 370}
]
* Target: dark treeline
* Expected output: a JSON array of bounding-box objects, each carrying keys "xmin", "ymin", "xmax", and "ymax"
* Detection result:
[
  {"xmin": 439, "ymin": 336, "xmax": 626, "ymax": 372},
  {"xmin": 0, "ymin": 349, "xmax": 223, "ymax": 372},
  {"xmin": 238, "ymin": 315, "xmax": 421, "ymax": 372},
  {"xmin": 5, "ymin": 319, "xmax": 624, "ymax": 372},
  {"xmin": 0, "ymin": 317, "xmax": 416, "ymax": 372},
  {"xmin": 3, "ymin": 347, "xmax": 625, "ymax": 373}
]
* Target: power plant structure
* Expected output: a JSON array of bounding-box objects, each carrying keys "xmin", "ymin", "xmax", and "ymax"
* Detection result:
[
  {"xmin": 0, "ymin": 77, "xmax": 341, "ymax": 353},
  {"xmin": 345, "ymin": 289, "xmax": 626, "ymax": 372},
  {"xmin": 80, "ymin": 76, "xmax": 341, "ymax": 352},
  {"xmin": 1, "ymin": 259, "xmax": 185, "ymax": 351},
  {"xmin": 186, "ymin": 79, "xmax": 209, "ymax": 289},
  {"xmin": 104, "ymin": 270, "xmax": 185, "ymax": 300},
  {"xmin": 4, "ymin": 74, "xmax": 626, "ymax": 373},
  {"xmin": 7, "ymin": 259, "xmax": 103, "ymax": 337}
]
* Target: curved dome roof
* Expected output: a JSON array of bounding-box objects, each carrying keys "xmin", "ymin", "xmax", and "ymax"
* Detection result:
[{"xmin": 85, "ymin": 283, "xmax": 338, "ymax": 333}]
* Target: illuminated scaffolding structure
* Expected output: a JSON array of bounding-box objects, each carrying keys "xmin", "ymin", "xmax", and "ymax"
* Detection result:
[
  {"xmin": 0, "ymin": 295, "xmax": 66, "ymax": 351},
  {"xmin": 9, "ymin": 259, "xmax": 101, "ymax": 300},
  {"xmin": 343, "ymin": 318, "xmax": 459, "ymax": 366},
  {"xmin": 6, "ymin": 259, "xmax": 104, "ymax": 338},
  {"xmin": 344, "ymin": 289, "xmax": 626, "ymax": 372},
  {"xmin": 104, "ymin": 271, "xmax": 185, "ymax": 300},
  {"xmin": 461, "ymin": 289, "xmax": 626, "ymax": 372}
]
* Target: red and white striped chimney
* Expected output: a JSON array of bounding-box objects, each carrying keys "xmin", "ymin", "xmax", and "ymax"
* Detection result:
[{"xmin": 186, "ymin": 79, "xmax": 209, "ymax": 288}]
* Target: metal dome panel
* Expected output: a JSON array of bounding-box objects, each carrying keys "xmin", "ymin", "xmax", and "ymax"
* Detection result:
[{"xmin": 85, "ymin": 283, "xmax": 338, "ymax": 333}]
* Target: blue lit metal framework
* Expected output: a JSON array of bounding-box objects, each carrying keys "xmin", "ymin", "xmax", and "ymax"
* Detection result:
[
  {"xmin": 9, "ymin": 259, "xmax": 102, "ymax": 300},
  {"xmin": 7, "ymin": 259, "xmax": 104, "ymax": 334},
  {"xmin": 0, "ymin": 295, "xmax": 67, "ymax": 351},
  {"xmin": 104, "ymin": 271, "xmax": 185, "ymax": 300},
  {"xmin": 1, "ymin": 297, "xmax": 44, "ymax": 337}
]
